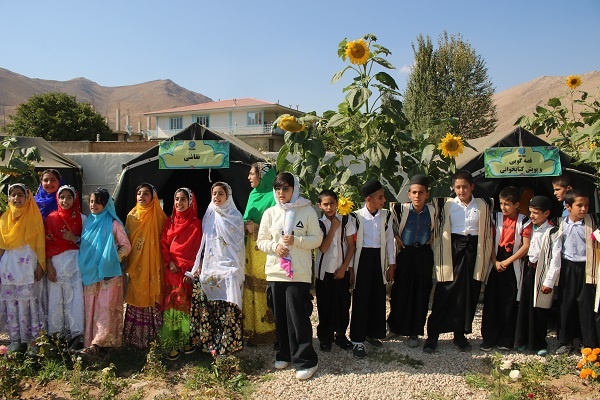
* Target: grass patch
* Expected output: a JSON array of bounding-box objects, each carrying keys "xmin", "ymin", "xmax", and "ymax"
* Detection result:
[{"xmin": 369, "ymin": 348, "xmax": 424, "ymax": 369}]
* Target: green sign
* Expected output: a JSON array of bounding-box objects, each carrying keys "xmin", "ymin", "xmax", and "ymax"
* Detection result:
[
  {"xmin": 484, "ymin": 146, "xmax": 562, "ymax": 178},
  {"xmin": 158, "ymin": 140, "xmax": 230, "ymax": 169}
]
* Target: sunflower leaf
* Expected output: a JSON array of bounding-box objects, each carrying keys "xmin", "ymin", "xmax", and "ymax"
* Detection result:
[
  {"xmin": 374, "ymin": 72, "xmax": 398, "ymax": 90},
  {"xmin": 276, "ymin": 144, "xmax": 290, "ymax": 173},
  {"xmin": 331, "ymin": 66, "xmax": 351, "ymax": 85},
  {"xmin": 371, "ymin": 57, "xmax": 395, "ymax": 70},
  {"xmin": 327, "ymin": 113, "xmax": 350, "ymax": 128},
  {"xmin": 547, "ymin": 98, "xmax": 561, "ymax": 108}
]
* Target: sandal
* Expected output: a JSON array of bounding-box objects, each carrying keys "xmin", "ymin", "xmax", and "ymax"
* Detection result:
[
  {"xmin": 167, "ymin": 349, "xmax": 180, "ymax": 361},
  {"xmin": 80, "ymin": 345, "xmax": 101, "ymax": 358},
  {"xmin": 183, "ymin": 345, "xmax": 196, "ymax": 355}
]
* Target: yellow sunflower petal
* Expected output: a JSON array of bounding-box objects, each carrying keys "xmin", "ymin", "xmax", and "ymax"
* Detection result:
[
  {"xmin": 566, "ymin": 75, "xmax": 582, "ymax": 89},
  {"xmin": 438, "ymin": 133, "xmax": 465, "ymax": 159},
  {"xmin": 345, "ymin": 39, "xmax": 370, "ymax": 65},
  {"xmin": 337, "ymin": 196, "xmax": 355, "ymax": 216},
  {"xmin": 278, "ymin": 115, "xmax": 306, "ymax": 133}
]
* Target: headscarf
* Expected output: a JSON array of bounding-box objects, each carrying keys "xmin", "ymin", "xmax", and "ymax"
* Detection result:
[
  {"xmin": 45, "ymin": 185, "xmax": 83, "ymax": 258},
  {"xmin": 0, "ymin": 184, "xmax": 46, "ymax": 269},
  {"xmin": 243, "ymin": 164, "xmax": 276, "ymax": 224},
  {"xmin": 125, "ymin": 184, "xmax": 167, "ymax": 307},
  {"xmin": 78, "ymin": 189, "xmax": 124, "ymax": 286},
  {"xmin": 34, "ymin": 172, "xmax": 64, "ymax": 220}
]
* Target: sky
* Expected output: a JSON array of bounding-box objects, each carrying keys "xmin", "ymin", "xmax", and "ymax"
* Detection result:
[{"xmin": 1, "ymin": 0, "xmax": 599, "ymax": 115}]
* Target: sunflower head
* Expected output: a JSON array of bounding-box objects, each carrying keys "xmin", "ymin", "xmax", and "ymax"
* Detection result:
[
  {"xmin": 345, "ymin": 39, "xmax": 370, "ymax": 65},
  {"xmin": 337, "ymin": 195, "xmax": 355, "ymax": 216},
  {"xmin": 278, "ymin": 115, "xmax": 306, "ymax": 133},
  {"xmin": 566, "ymin": 75, "xmax": 582, "ymax": 89},
  {"xmin": 438, "ymin": 133, "xmax": 465, "ymax": 159}
]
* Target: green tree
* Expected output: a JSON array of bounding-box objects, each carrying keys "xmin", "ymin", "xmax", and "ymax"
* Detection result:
[
  {"xmin": 3, "ymin": 92, "xmax": 112, "ymax": 141},
  {"xmin": 0, "ymin": 137, "xmax": 42, "ymax": 213},
  {"xmin": 404, "ymin": 32, "xmax": 497, "ymax": 140}
]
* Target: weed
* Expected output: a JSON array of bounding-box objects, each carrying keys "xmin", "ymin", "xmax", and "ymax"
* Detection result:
[
  {"xmin": 37, "ymin": 358, "xmax": 68, "ymax": 385},
  {"xmin": 124, "ymin": 388, "xmax": 145, "ymax": 400},
  {"xmin": 369, "ymin": 349, "xmax": 424, "ymax": 368},
  {"xmin": 143, "ymin": 339, "xmax": 166, "ymax": 378},
  {"xmin": 69, "ymin": 355, "xmax": 90, "ymax": 400},
  {"xmin": 99, "ymin": 364, "xmax": 123, "ymax": 400},
  {"xmin": 0, "ymin": 355, "xmax": 22, "ymax": 399}
]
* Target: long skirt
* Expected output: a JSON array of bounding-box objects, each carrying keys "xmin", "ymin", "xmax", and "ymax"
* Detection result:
[
  {"xmin": 123, "ymin": 305, "xmax": 163, "ymax": 349},
  {"xmin": 47, "ymin": 250, "xmax": 84, "ymax": 339},
  {"xmin": 83, "ymin": 276, "xmax": 124, "ymax": 348}
]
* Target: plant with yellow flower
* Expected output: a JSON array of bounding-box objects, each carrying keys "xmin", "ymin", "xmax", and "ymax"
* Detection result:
[
  {"xmin": 438, "ymin": 133, "xmax": 465, "ymax": 159},
  {"xmin": 576, "ymin": 347, "xmax": 600, "ymax": 382},
  {"xmin": 344, "ymin": 39, "xmax": 370, "ymax": 65},
  {"xmin": 0, "ymin": 137, "xmax": 42, "ymax": 213},
  {"xmin": 566, "ymin": 75, "xmax": 583, "ymax": 90},
  {"xmin": 336, "ymin": 195, "xmax": 354, "ymax": 216}
]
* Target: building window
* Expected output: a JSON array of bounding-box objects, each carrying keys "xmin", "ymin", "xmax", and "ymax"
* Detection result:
[
  {"xmin": 247, "ymin": 112, "xmax": 263, "ymax": 126},
  {"xmin": 169, "ymin": 117, "xmax": 183, "ymax": 130},
  {"xmin": 195, "ymin": 115, "xmax": 210, "ymax": 127}
]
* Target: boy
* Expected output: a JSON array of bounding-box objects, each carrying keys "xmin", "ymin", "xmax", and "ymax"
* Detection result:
[
  {"xmin": 387, "ymin": 174, "xmax": 435, "ymax": 348},
  {"xmin": 315, "ymin": 190, "xmax": 356, "ymax": 352},
  {"xmin": 514, "ymin": 195, "xmax": 561, "ymax": 355},
  {"xmin": 423, "ymin": 170, "xmax": 493, "ymax": 354},
  {"xmin": 552, "ymin": 174, "xmax": 573, "ymax": 218},
  {"xmin": 480, "ymin": 186, "xmax": 532, "ymax": 351},
  {"xmin": 349, "ymin": 179, "xmax": 395, "ymax": 359},
  {"xmin": 556, "ymin": 189, "xmax": 599, "ymax": 354}
]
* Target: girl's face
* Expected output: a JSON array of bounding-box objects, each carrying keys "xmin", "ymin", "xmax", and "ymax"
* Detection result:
[
  {"xmin": 275, "ymin": 184, "xmax": 293, "ymax": 204},
  {"xmin": 212, "ymin": 186, "xmax": 228, "ymax": 207},
  {"xmin": 41, "ymin": 172, "xmax": 60, "ymax": 194},
  {"xmin": 58, "ymin": 190, "xmax": 74, "ymax": 210},
  {"xmin": 174, "ymin": 191, "xmax": 190, "ymax": 213},
  {"xmin": 136, "ymin": 186, "xmax": 153, "ymax": 206},
  {"xmin": 9, "ymin": 188, "xmax": 26, "ymax": 208},
  {"xmin": 89, "ymin": 194, "xmax": 105, "ymax": 214},
  {"xmin": 248, "ymin": 167, "xmax": 260, "ymax": 188}
]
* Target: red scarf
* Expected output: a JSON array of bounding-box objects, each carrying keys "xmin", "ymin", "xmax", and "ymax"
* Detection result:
[{"xmin": 45, "ymin": 192, "xmax": 83, "ymax": 257}]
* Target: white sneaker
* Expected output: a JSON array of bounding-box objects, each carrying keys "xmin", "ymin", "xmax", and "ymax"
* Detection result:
[
  {"xmin": 296, "ymin": 364, "xmax": 318, "ymax": 380},
  {"xmin": 274, "ymin": 360, "xmax": 289, "ymax": 370}
]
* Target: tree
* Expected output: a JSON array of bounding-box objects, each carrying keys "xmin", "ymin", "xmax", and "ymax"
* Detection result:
[
  {"xmin": 0, "ymin": 137, "xmax": 42, "ymax": 213},
  {"xmin": 404, "ymin": 32, "xmax": 497, "ymax": 140},
  {"xmin": 3, "ymin": 92, "xmax": 112, "ymax": 141}
]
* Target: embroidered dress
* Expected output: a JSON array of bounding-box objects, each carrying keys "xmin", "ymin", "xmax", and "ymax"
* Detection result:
[{"xmin": 124, "ymin": 188, "xmax": 167, "ymax": 348}]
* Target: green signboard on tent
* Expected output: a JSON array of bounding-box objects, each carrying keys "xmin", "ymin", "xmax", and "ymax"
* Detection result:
[
  {"xmin": 484, "ymin": 146, "xmax": 561, "ymax": 178},
  {"xmin": 158, "ymin": 140, "xmax": 230, "ymax": 169}
]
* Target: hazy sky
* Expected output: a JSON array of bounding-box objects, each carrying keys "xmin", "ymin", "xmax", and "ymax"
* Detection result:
[{"xmin": 2, "ymin": 0, "xmax": 598, "ymax": 114}]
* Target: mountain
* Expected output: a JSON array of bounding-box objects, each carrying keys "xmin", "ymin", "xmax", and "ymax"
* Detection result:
[{"xmin": 0, "ymin": 68, "xmax": 212, "ymax": 131}]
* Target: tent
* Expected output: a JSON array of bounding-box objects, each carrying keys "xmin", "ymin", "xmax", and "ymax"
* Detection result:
[
  {"xmin": 0, "ymin": 136, "xmax": 83, "ymax": 194},
  {"xmin": 113, "ymin": 123, "xmax": 268, "ymax": 220},
  {"xmin": 455, "ymin": 127, "xmax": 599, "ymax": 215}
]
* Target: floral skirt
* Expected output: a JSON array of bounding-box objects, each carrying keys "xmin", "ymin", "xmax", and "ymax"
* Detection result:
[
  {"xmin": 190, "ymin": 279, "xmax": 243, "ymax": 355},
  {"xmin": 123, "ymin": 304, "xmax": 163, "ymax": 349},
  {"xmin": 83, "ymin": 276, "xmax": 124, "ymax": 348}
]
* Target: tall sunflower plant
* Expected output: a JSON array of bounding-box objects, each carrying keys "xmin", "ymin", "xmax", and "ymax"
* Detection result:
[{"xmin": 0, "ymin": 136, "xmax": 43, "ymax": 213}]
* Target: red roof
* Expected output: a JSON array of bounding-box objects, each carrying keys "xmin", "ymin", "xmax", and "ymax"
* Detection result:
[{"xmin": 144, "ymin": 98, "xmax": 292, "ymax": 115}]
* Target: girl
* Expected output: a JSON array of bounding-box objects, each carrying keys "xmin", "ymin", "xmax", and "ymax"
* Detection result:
[
  {"xmin": 190, "ymin": 182, "xmax": 244, "ymax": 355},
  {"xmin": 124, "ymin": 183, "xmax": 167, "ymax": 349},
  {"xmin": 0, "ymin": 184, "xmax": 46, "ymax": 354},
  {"xmin": 34, "ymin": 169, "xmax": 62, "ymax": 220},
  {"xmin": 257, "ymin": 172, "xmax": 322, "ymax": 380},
  {"xmin": 160, "ymin": 188, "xmax": 202, "ymax": 361},
  {"xmin": 45, "ymin": 185, "xmax": 85, "ymax": 350},
  {"xmin": 242, "ymin": 163, "xmax": 277, "ymax": 346},
  {"xmin": 78, "ymin": 188, "xmax": 131, "ymax": 357}
]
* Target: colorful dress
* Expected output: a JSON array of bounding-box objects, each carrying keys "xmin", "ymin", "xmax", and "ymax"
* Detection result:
[
  {"xmin": 124, "ymin": 190, "xmax": 167, "ymax": 348},
  {"xmin": 242, "ymin": 166, "xmax": 276, "ymax": 344},
  {"xmin": 190, "ymin": 183, "xmax": 245, "ymax": 355},
  {"xmin": 160, "ymin": 189, "xmax": 202, "ymax": 352},
  {"xmin": 0, "ymin": 185, "xmax": 47, "ymax": 345}
]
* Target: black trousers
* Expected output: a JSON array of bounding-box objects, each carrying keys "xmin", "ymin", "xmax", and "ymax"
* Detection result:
[
  {"xmin": 350, "ymin": 248, "xmax": 387, "ymax": 343},
  {"xmin": 515, "ymin": 265, "xmax": 549, "ymax": 351},
  {"xmin": 269, "ymin": 281, "xmax": 318, "ymax": 369},
  {"xmin": 558, "ymin": 259, "xmax": 598, "ymax": 347},
  {"xmin": 481, "ymin": 247, "xmax": 518, "ymax": 348},
  {"xmin": 427, "ymin": 234, "xmax": 481, "ymax": 336},
  {"xmin": 316, "ymin": 271, "xmax": 351, "ymax": 344}
]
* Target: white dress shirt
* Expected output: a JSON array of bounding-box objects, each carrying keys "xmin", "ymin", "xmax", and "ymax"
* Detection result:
[
  {"xmin": 562, "ymin": 216, "xmax": 586, "ymax": 262},
  {"xmin": 316, "ymin": 214, "xmax": 356, "ymax": 277},
  {"xmin": 449, "ymin": 196, "xmax": 480, "ymax": 235}
]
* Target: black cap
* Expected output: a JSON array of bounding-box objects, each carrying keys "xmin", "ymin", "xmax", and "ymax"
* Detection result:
[
  {"xmin": 360, "ymin": 179, "xmax": 383, "ymax": 198},
  {"xmin": 409, "ymin": 174, "xmax": 430, "ymax": 188},
  {"xmin": 529, "ymin": 195, "xmax": 552, "ymax": 212}
]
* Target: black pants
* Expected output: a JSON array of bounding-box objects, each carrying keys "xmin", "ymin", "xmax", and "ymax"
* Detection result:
[
  {"xmin": 269, "ymin": 281, "xmax": 318, "ymax": 369},
  {"xmin": 515, "ymin": 265, "xmax": 549, "ymax": 351},
  {"xmin": 558, "ymin": 259, "xmax": 598, "ymax": 347},
  {"xmin": 316, "ymin": 271, "xmax": 351, "ymax": 344},
  {"xmin": 481, "ymin": 247, "xmax": 518, "ymax": 348},
  {"xmin": 350, "ymin": 248, "xmax": 386, "ymax": 343}
]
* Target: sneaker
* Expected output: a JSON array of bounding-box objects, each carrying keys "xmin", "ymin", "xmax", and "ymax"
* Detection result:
[
  {"xmin": 497, "ymin": 346, "xmax": 511, "ymax": 352},
  {"xmin": 274, "ymin": 360, "xmax": 289, "ymax": 370},
  {"xmin": 8, "ymin": 341, "xmax": 22, "ymax": 353},
  {"xmin": 183, "ymin": 345, "xmax": 196, "ymax": 355},
  {"xmin": 453, "ymin": 335, "xmax": 472, "ymax": 352},
  {"xmin": 555, "ymin": 344, "xmax": 572, "ymax": 355},
  {"xmin": 353, "ymin": 343, "xmax": 367, "ymax": 359},
  {"xmin": 365, "ymin": 336, "xmax": 383, "ymax": 348},
  {"xmin": 407, "ymin": 336, "xmax": 420, "ymax": 348},
  {"xmin": 296, "ymin": 364, "xmax": 318, "ymax": 380},
  {"xmin": 319, "ymin": 342, "xmax": 332, "ymax": 352},
  {"xmin": 167, "ymin": 349, "xmax": 180, "ymax": 361},
  {"xmin": 334, "ymin": 335, "xmax": 352, "ymax": 350},
  {"xmin": 479, "ymin": 343, "xmax": 493, "ymax": 352},
  {"xmin": 423, "ymin": 338, "xmax": 437, "ymax": 354},
  {"xmin": 536, "ymin": 349, "xmax": 548, "ymax": 356}
]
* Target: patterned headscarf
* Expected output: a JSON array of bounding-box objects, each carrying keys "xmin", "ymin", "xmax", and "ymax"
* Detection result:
[{"xmin": 45, "ymin": 185, "xmax": 83, "ymax": 257}]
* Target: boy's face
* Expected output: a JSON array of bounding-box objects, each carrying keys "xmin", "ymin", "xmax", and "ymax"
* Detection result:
[
  {"xmin": 529, "ymin": 207, "xmax": 550, "ymax": 226},
  {"xmin": 318, "ymin": 196, "xmax": 338, "ymax": 218},
  {"xmin": 366, "ymin": 188, "xmax": 386, "ymax": 211},
  {"xmin": 553, "ymin": 184, "xmax": 571, "ymax": 202},
  {"xmin": 453, "ymin": 179, "xmax": 474, "ymax": 203},
  {"xmin": 408, "ymin": 184, "xmax": 429, "ymax": 209},
  {"xmin": 566, "ymin": 196, "xmax": 589, "ymax": 222},
  {"xmin": 499, "ymin": 198, "xmax": 519, "ymax": 217}
]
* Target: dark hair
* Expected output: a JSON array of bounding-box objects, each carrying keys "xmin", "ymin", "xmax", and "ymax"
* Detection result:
[
  {"xmin": 8, "ymin": 184, "xmax": 26, "ymax": 196},
  {"xmin": 136, "ymin": 183, "xmax": 154, "ymax": 199},
  {"xmin": 90, "ymin": 188, "xmax": 110, "ymax": 207},
  {"xmin": 451, "ymin": 169, "xmax": 474, "ymax": 186},
  {"xmin": 58, "ymin": 187, "xmax": 75, "ymax": 197},
  {"xmin": 552, "ymin": 173, "xmax": 572, "ymax": 188},
  {"xmin": 250, "ymin": 163, "xmax": 261, "ymax": 176},
  {"xmin": 273, "ymin": 172, "xmax": 294, "ymax": 189},
  {"xmin": 175, "ymin": 188, "xmax": 190, "ymax": 201},
  {"xmin": 41, "ymin": 169, "xmax": 61, "ymax": 181},
  {"xmin": 499, "ymin": 186, "xmax": 520, "ymax": 204},
  {"xmin": 565, "ymin": 188, "xmax": 589, "ymax": 206},
  {"xmin": 317, "ymin": 189, "xmax": 338, "ymax": 203},
  {"xmin": 211, "ymin": 182, "xmax": 229, "ymax": 199}
]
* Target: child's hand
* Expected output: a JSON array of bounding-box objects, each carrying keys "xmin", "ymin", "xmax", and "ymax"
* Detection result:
[
  {"xmin": 282, "ymin": 235, "xmax": 294, "ymax": 246},
  {"xmin": 47, "ymin": 260, "xmax": 57, "ymax": 283},
  {"xmin": 168, "ymin": 261, "xmax": 179, "ymax": 275},
  {"xmin": 333, "ymin": 266, "xmax": 346, "ymax": 280},
  {"xmin": 495, "ymin": 261, "xmax": 506, "ymax": 272},
  {"xmin": 330, "ymin": 217, "xmax": 341, "ymax": 232},
  {"xmin": 276, "ymin": 244, "xmax": 289, "ymax": 258},
  {"xmin": 395, "ymin": 236, "xmax": 405, "ymax": 250},
  {"xmin": 386, "ymin": 265, "xmax": 396, "ymax": 283},
  {"xmin": 183, "ymin": 275, "xmax": 193, "ymax": 285},
  {"xmin": 245, "ymin": 222, "xmax": 254, "ymax": 234},
  {"xmin": 34, "ymin": 263, "xmax": 44, "ymax": 282},
  {"xmin": 61, "ymin": 229, "xmax": 77, "ymax": 243},
  {"xmin": 541, "ymin": 286, "xmax": 553, "ymax": 294}
]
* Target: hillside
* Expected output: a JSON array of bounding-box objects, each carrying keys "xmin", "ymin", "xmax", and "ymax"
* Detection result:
[{"xmin": 0, "ymin": 68, "xmax": 212, "ymax": 131}]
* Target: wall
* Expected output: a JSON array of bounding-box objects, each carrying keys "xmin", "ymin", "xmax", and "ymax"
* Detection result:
[{"xmin": 51, "ymin": 141, "xmax": 157, "ymax": 153}]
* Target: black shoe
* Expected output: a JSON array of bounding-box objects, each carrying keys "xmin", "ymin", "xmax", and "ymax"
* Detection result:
[
  {"xmin": 353, "ymin": 343, "xmax": 367, "ymax": 359},
  {"xmin": 423, "ymin": 338, "xmax": 438, "ymax": 354},
  {"xmin": 453, "ymin": 335, "xmax": 472, "ymax": 352},
  {"xmin": 320, "ymin": 342, "xmax": 332, "ymax": 352},
  {"xmin": 365, "ymin": 336, "xmax": 383, "ymax": 348},
  {"xmin": 335, "ymin": 335, "xmax": 353, "ymax": 350}
]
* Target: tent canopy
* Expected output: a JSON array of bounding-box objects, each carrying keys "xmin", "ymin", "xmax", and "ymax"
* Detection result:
[
  {"xmin": 113, "ymin": 123, "xmax": 268, "ymax": 220},
  {"xmin": 455, "ymin": 127, "xmax": 599, "ymax": 215},
  {"xmin": 0, "ymin": 136, "xmax": 83, "ymax": 195}
]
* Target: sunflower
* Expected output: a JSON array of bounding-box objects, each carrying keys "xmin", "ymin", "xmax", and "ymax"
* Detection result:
[
  {"xmin": 345, "ymin": 39, "xmax": 370, "ymax": 65},
  {"xmin": 566, "ymin": 75, "xmax": 582, "ymax": 89},
  {"xmin": 337, "ymin": 195, "xmax": 355, "ymax": 216},
  {"xmin": 278, "ymin": 115, "xmax": 305, "ymax": 133},
  {"xmin": 438, "ymin": 133, "xmax": 465, "ymax": 159}
]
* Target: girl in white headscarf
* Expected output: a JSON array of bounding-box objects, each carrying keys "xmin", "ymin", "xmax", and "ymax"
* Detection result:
[{"xmin": 190, "ymin": 182, "xmax": 245, "ymax": 355}]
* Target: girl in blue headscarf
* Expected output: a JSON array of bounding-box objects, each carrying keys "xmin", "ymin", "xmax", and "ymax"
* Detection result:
[
  {"xmin": 34, "ymin": 169, "xmax": 63, "ymax": 220},
  {"xmin": 78, "ymin": 188, "xmax": 131, "ymax": 357}
]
